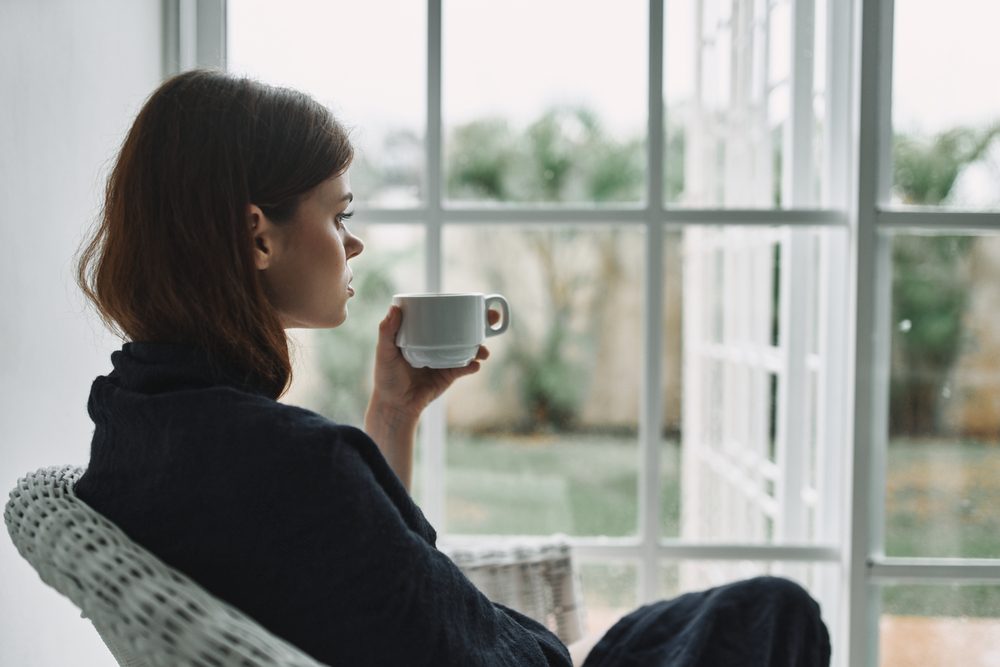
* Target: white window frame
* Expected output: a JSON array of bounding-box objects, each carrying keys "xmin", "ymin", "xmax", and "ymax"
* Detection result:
[
  {"xmin": 185, "ymin": 1, "xmax": 1000, "ymax": 664},
  {"xmin": 849, "ymin": 1, "xmax": 1000, "ymax": 666}
]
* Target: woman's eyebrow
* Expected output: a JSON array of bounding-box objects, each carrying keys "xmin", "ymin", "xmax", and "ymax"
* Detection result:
[{"xmin": 340, "ymin": 193, "xmax": 354, "ymax": 204}]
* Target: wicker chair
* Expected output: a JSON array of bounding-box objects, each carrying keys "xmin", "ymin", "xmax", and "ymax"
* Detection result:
[{"xmin": 4, "ymin": 465, "xmax": 584, "ymax": 666}]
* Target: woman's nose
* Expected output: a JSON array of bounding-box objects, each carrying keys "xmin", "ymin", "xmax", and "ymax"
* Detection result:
[{"xmin": 347, "ymin": 231, "xmax": 364, "ymax": 259}]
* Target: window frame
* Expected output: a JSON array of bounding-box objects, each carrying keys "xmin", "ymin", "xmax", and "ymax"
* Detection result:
[
  {"xmin": 850, "ymin": 0, "xmax": 1000, "ymax": 665},
  {"xmin": 189, "ymin": 1, "xmax": 1000, "ymax": 664}
]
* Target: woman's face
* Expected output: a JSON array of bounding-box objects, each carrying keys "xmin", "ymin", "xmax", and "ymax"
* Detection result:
[{"xmin": 249, "ymin": 170, "xmax": 364, "ymax": 329}]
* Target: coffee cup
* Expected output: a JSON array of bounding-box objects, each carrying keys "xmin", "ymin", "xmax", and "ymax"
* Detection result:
[{"xmin": 392, "ymin": 292, "xmax": 511, "ymax": 369}]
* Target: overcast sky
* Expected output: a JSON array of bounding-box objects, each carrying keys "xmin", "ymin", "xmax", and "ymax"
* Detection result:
[{"xmin": 227, "ymin": 0, "xmax": 1000, "ymax": 140}]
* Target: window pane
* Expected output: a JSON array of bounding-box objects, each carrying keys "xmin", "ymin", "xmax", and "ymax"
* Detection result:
[
  {"xmin": 663, "ymin": 227, "xmax": 842, "ymax": 544},
  {"xmin": 444, "ymin": 0, "xmax": 647, "ymax": 204},
  {"xmin": 880, "ymin": 584, "xmax": 1000, "ymax": 667},
  {"xmin": 888, "ymin": 233, "xmax": 1000, "ymax": 558},
  {"xmin": 665, "ymin": 0, "xmax": 830, "ymax": 207},
  {"xmin": 578, "ymin": 561, "xmax": 638, "ymax": 640},
  {"xmin": 891, "ymin": 0, "xmax": 1000, "ymax": 210},
  {"xmin": 443, "ymin": 226, "xmax": 644, "ymax": 536},
  {"xmin": 227, "ymin": 0, "xmax": 426, "ymax": 207},
  {"xmin": 660, "ymin": 559, "xmax": 836, "ymax": 594}
]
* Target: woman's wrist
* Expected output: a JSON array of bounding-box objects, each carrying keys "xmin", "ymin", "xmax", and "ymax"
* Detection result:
[
  {"xmin": 364, "ymin": 393, "xmax": 421, "ymax": 491},
  {"xmin": 364, "ymin": 392, "xmax": 421, "ymax": 433}
]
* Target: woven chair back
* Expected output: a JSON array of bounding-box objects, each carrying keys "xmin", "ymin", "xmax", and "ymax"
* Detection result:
[
  {"xmin": 5, "ymin": 465, "xmax": 586, "ymax": 665},
  {"xmin": 4, "ymin": 465, "xmax": 327, "ymax": 667}
]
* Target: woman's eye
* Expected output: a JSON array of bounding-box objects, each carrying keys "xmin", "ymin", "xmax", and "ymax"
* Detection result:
[{"xmin": 336, "ymin": 210, "xmax": 355, "ymax": 226}]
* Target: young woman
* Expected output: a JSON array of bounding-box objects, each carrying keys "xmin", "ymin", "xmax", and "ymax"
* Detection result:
[{"xmin": 73, "ymin": 69, "xmax": 830, "ymax": 667}]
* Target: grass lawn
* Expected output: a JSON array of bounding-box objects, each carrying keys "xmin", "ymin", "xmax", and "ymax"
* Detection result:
[
  {"xmin": 442, "ymin": 432, "xmax": 1000, "ymax": 617},
  {"xmin": 445, "ymin": 432, "xmax": 680, "ymax": 537},
  {"xmin": 884, "ymin": 439, "xmax": 1000, "ymax": 616}
]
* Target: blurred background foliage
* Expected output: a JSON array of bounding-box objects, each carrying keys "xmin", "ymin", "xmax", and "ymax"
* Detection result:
[
  {"xmin": 890, "ymin": 122, "xmax": 1000, "ymax": 436},
  {"xmin": 306, "ymin": 110, "xmax": 1000, "ymax": 613},
  {"xmin": 319, "ymin": 105, "xmax": 1000, "ymax": 440},
  {"xmin": 445, "ymin": 107, "xmax": 650, "ymax": 431}
]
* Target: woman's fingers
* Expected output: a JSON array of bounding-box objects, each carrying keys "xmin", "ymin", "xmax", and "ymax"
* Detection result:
[
  {"xmin": 476, "ymin": 345, "xmax": 490, "ymax": 361},
  {"xmin": 454, "ymin": 360, "xmax": 481, "ymax": 377},
  {"xmin": 487, "ymin": 308, "xmax": 501, "ymax": 326},
  {"xmin": 377, "ymin": 305, "xmax": 401, "ymax": 343}
]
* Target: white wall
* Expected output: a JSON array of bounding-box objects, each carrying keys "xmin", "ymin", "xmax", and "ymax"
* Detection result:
[{"xmin": 0, "ymin": 1, "xmax": 163, "ymax": 664}]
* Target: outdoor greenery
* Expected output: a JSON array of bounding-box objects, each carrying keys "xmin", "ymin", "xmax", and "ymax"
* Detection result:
[
  {"xmin": 313, "ymin": 108, "xmax": 1000, "ymax": 619},
  {"xmin": 446, "ymin": 434, "xmax": 999, "ymax": 616},
  {"xmin": 894, "ymin": 124, "xmax": 1000, "ymax": 208},
  {"xmin": 890, "ymin": 235, "xmax": 974, "ymax": 435},
  {"xmin": 445, "ymin": 108, "xmax": 651, "ymax": 430},
  {"xmin": 446, "ymin": 106, "xmax": 646, "ymax": 203},
  {"xmin": 889, "ymin": 123, "xmax": 1000, "ymax": 436}
]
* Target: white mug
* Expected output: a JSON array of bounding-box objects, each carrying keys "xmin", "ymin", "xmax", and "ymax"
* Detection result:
[{"xmin": 392, "ymin": 292, "xmax": 511, "ymax": 369}]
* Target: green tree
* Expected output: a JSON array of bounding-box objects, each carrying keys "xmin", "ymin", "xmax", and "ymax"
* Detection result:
[
  {"xmin": 445, "ymin": 106, "xmax": 648, "ymax": 430},
  {"xmin": 894, "ymin": 124, "xmax": 1000, "ymax": 206},
  {"xmin": 890, "ymin": 123, "xmax": 1000, "ymax": 436},
  {"xmin": 447, "ymin": 119, "xmax": 518, "ymax": 201}
]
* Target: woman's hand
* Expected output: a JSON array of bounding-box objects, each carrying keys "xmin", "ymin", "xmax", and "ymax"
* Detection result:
[
  {"xmin": 367, "ymin": 304, "xmax": 494, "ymax": 423},
  {"xmin": 364, "ymin": 304, "xmax": 497, "ymax": 490}
]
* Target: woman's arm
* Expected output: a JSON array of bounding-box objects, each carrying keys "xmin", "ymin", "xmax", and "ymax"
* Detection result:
[
  {"xmin": 364, "ymin": 305, "xmax": 493, "ymax": 491},
  {"xmin": 265, "ymin": 431, "xmax": 571, "ymax": 666},
  {"xmin": 364, "ymin": 395, "xmax": 419, "ymax": 490}
]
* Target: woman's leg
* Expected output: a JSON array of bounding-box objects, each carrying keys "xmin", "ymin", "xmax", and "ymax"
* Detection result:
[{"xmin": 581, "ymin": 575, "xmax": 831, "ymax": 667}]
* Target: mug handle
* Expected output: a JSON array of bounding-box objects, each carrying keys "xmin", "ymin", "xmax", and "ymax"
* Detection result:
[{"xmin": 484, "ymin": 294, "xmax": 510, "ymax": 338}]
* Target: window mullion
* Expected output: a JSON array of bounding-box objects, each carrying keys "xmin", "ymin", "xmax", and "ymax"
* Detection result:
[
  {"xmin": 847, "ymin": 0, "xmax": 895, "ymax": 665},
  {"xmin": 358, "ymin": 208, "xmax": 847, "ymax": 225},
  {"xmin": 775, "ymin": 229, "xmax": 811, "ymax": 543},
  {"xmin": 870, "ymin": 558, "xmax": 1000, "ymax": 583},
  {"xmin": 826, "ymin": 0, "xmax": 853, "ymax": 208},
  {"xmin": 638, "ymin": 0, "xmax": 666, "ymax": 606},
  {"xmin": 166, "ymin": 0, "xmax": 225, "ymax": 76},
  {"xmin": 421, "ymin": 0, "xmax": 447, "ymax": 532},
  {"xmin": 877, "ymin": 209, "xmax": 1000, "ymax": 232},
  {"xmin": 787, "ymin": 0, "xmax": 817, "ymax": 207}
]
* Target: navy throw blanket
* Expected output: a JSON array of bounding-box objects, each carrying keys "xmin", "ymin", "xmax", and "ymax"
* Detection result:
[{"xmin": 582, "ymin": 575, "xmax": 831, "ymax": 667}]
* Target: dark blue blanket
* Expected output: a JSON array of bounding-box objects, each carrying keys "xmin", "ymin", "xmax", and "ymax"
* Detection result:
[{"xmin": 583, "ymin": 576, "xmax": 831, "ymax": 667}]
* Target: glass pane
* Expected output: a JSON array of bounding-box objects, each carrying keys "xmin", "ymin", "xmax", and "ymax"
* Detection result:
[
  {"xmin": 888, "ymin": 233, "xmax": 1000, "ymax": 558},
  {"xmin": 444, "ymin": 0, "xmax": 647, "ymax": 204},
  {"xmin": 283, "ymin": 223, "xmax": 425, "ymax": 424},
  {"xmin": 665, "ymin": 0, "xmax": 829, "ymax": 207},
  {"xmin": 880, "ymin": 584, "xmax": 1000, "ymax": 667},
  {"xmin": 891, "ymin": 0, "xmax": 1000, "ymax": 210},
  {"xmin": 663, "ymin": 227, "xmax": 842, "ymax": 544},
  {"xmin": 227, "ymin": 0, "xmax": 426, "ymax": 207},
  {"xmin": 661, "ymin": 230, "xmax": 684, "ymax": 538},
  {"xmin": 443, "ymin": 226, "xmax": 644, "ymax": 536},
  {"xmin": 660, "ymin": 559, "xmax": 835, "ymax": 595},
  {"xmin": 578, "ymin": 561, "xmax": 638, "ymax": 640}
]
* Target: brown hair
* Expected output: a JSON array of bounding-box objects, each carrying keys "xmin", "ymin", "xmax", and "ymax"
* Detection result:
[{"xmin": 74, "ymin": 68, "xmax": 354, "ymax": 398}]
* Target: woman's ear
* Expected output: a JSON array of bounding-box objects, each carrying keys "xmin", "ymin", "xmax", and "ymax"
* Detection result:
[{"xmin": 248, "ymin": 203, "xmax": 277, "ymax": 271}]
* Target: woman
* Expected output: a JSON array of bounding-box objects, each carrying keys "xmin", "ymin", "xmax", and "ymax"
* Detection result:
[{"xmin": 73, "ymin": 69, "xmax": 830, "ymax": 667}]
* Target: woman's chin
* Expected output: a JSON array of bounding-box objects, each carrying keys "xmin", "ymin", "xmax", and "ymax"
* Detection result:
[{"xmin": 328, "ymin": 307, "xmax": 349, "ymax": 328}]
